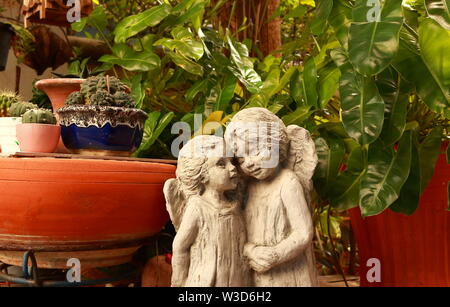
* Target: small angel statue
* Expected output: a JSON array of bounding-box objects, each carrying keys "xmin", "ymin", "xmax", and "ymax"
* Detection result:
[
  {"xmin": 164, "ymin": 135, "xmax": 251, "ymax": 287},
  {"xmin": 224, "ymin": 107, "xmax": 319, "ymax": 287}
]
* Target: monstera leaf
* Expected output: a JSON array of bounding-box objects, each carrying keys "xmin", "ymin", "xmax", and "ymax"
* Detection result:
[{"xmin": 348, "ymin": 0, "xmax": 404, "ymax": 76}]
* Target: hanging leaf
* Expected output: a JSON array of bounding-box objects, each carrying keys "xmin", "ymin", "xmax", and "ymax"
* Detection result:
[
  {"xmin": 317, "ymin": 63, "xmax": 340, "ymax": 109},
  {"xmin": 313, "ymin": 135, "xmax": 346, "ymax": 197},
  {"xmin": 376, "ymin": 67, "xmax": 408, "ymax": 146},
  {"xmin": 290, "ymin": 59, "xmax": 319, "ymax": 108},
  {"xmin": 332, "ymin": 49, "xmax": 385, "ymax": 145},
  {"xmin": 330, "ymin": 146, "xmax": 365, "ymax": 211},
  {"xmin": 390, "ymin": 133, "xmax": 421, "ymax": 215},
  {"xmin": 349, "ymin": 0, "xmax": 404, "ymax": 76},
  {"xmin": 114, "ymin": 4, "xmax": 172, "ymax": 43},
  {"xmin": 227, "ymin": 36, "xmax": 262, "ymax": 94},
  {"xmin": 418, "ymin": 18, "xmax": 450, "ymax": 117},
  {"xmin": 328, "ymin": 0, "xmax": 353, "ymax": 49},
  {"xmin": 311, "ymin": 0, "xmax": 334, "ymax": 35},
  {"xmin": 214, "ymin": 75, "xmax": 237, "ymax": 112},
  {"xmin": 425, "ymin": 0, "xmax": 450, "ymax": 30},
  {"xmin": 392, "ymin": 26, "xmax": 450, "ymax": 116},
  {"xmin": 131, "ymin": 73, "xmax": 145, "ymax": 108},
  {"xmin": 419, "ymin": 126, "xmax": 443, "ymax": 192},
  {"xmin": 360, "ymin": 131, "xmax": 412, "ymax": 216},
  {"xmin": 99, "ymin": 44, "xmax": 160, "ymax": 72}
]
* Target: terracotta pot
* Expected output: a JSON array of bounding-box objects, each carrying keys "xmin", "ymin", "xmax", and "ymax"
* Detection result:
[
  {"xmin": 0, "ymin": 158, "xmax": 176, "ymax": 268},
  {"xmin": 350, "ymin": 144, "xmax": 450, "ymax": 286},
  {"xmin": 35, "ymin": 78, "xmax": 84, "ymax": 153},
  {"xmin": 16, "ymin": 123, "xmax": 60, "ymax": 153},
  {"xmin": 35, "ymin": 78, "xmax": 84, "ymax": 112}
]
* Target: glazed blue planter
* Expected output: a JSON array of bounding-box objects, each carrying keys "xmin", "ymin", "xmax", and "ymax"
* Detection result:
[{"xmin": 57, "ymin": 105, "xmax": 147, "ymax": 156}]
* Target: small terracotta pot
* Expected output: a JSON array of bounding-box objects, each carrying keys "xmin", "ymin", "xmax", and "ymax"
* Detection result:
[
  {"xmin": 35, "ymin": 78, "xmax": 84, "ymax": 112},
  {"xmin": 16, "ymin": 123, "xmax": 60, "ymax": 153}
]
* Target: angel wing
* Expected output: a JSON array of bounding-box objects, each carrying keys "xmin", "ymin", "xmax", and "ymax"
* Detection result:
[
  {"xmin": 163, "ymin": 178, "xmax": 186, "ymax": 232},
  {"xmin": 285, "ymin": 125, "xmax": 318, "ymax": 211}
]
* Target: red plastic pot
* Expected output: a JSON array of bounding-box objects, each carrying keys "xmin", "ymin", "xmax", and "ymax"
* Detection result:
[
  {"xmin": 350, "ymin": 143, "xmax": 450, "ymax": 286},
  {"xmin": 0, "ymin": 157, "xmax": 176, "ymax": 268}
]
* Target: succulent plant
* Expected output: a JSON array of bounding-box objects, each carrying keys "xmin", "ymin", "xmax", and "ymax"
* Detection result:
[
  {"xmin": 66, "ymin": 91, "xmax": 84, "ymax": 106},
  {"xmin": 90, "ymin": 90, "xmax": 115, "ymax": 106},
  {"xmin": 8, "ymin": 101, "xmax": 38, "ymax": 117},
  {"xmin": 68, "ymin": 75, "xmax": 136, "ymax": 108},
  {"xmin": 0, "ymin": 90, "xmax": 21, "ymax": 117},
  {"xmin": 22, "ymin": 108, "xmax": 56, "ymax": 124}
]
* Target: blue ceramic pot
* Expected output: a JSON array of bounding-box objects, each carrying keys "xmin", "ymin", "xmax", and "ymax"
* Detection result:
[{"xmin": 57, "ymin": 105, "xmax": 148, "ymax": 156}]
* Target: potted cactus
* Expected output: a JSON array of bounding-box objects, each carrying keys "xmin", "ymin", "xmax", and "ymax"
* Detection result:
[
  {"xmin": 16, "ymin": 108, "xmax": 60, "ymax": 153},
  {"xmin": 57, "ymin": 75, "xmax": 147, "ymax": 156},
  {"xmin": 0, "ymin": 92, "xmax": 37, "ymax": 154}
]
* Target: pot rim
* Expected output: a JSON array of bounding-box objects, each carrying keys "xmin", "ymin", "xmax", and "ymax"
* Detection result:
[{"xmin": 17, "ymin": 123, "xmax": 60, "ymax": 128}]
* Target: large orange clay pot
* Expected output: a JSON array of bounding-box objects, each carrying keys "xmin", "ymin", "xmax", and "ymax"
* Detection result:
[
  {"xmin": 0, "ymin": 157, "xmax": 176, "ymax": 269},
  {"xmin": 350, "ymin": 144, "xmax": 450, "ymax": 286}
]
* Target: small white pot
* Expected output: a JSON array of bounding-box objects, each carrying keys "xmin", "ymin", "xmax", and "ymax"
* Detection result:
[{"xmin": 0, "ymin": 117, "xmax": 22, "ymax": 155}]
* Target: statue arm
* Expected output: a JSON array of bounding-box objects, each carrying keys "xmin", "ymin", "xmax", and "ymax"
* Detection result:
[{"xmin": 171, "ymin": 204, "xmax": 199, "ymax": 286}]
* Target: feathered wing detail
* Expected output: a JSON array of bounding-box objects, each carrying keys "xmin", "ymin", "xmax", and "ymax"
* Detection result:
[
  {"xmin": 163, "ymin": 178, "xmax": 186, "ymax": 232},
  {"xmin": 286, "ymin": 125, "xmax": 318, "ymax": 211}
]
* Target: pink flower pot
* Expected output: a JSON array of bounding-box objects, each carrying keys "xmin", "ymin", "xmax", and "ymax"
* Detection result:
[{"xmin": 16, "ymin": 123, "xmax": 61, "ymax": 153}]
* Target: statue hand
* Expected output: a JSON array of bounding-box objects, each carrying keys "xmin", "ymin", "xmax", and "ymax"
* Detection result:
[{"xmin": 244, "ymin": 244, "xmax": 279, "ymax": 273}]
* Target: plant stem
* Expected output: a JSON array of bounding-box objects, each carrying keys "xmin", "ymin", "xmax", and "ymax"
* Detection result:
[{"xmin": 327, "ymin": 206, "xmax": 349, "ymax": 287}]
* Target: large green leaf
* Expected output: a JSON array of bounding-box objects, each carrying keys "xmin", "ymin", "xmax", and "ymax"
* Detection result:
[
  {"xmin": 227, "ymin": 37, "xmax": 262, "ymax": 94},
  {"xmin": 134, "ymin": 112, "xmax": 175, "ymax": 157},
  {"xmin": 114, "ymin": 4, "xmax": 172, "ymax": 43},
  {"xmin": 99, "ymin": 44, "xmax": 160, "ymax": 72},
  {"xmin": 418, "ymin": 18, "xmax": 450, "ymax": 117},
  {"xmin": 392, "ymin": 26, "xmax": 450, "ymax": 116},
  {"xmin": 425, "ymin": 0, "xmax": 450, "ymax": 30},
  {"xmin": 328, "ymin": 0, "xmax": 353, "ymax": 49},
  {"xmin": 419, "ymin": 126, "xmax": 443, "ymax": 192},
  {"xmin": 360, "ymin": 131, "xmax": 412, "ymax": 216},
  {"xmin": 317, "ymin": 63, "xmax": 340, "ymax": 109},
  {"xmin": 214, "ymin": 75, "xmax": 237, "ymax": 112},
  {"xmin": 282, "ymin": 106, "xmax": 315, "ymax": 126},
  {"xmin": 330, "ymin": 146, "xmax": 365, "ymax": 211},
  {"xmin": 332, "ymin": 49, "xmax": 385, "ymax": 145},
  {"xmin": 167, "ymin": 51, "xmax": 203, "ymax": 76},
  {"xmin": 290, "ymin": 59, "xmax": 318, "ymax": 108},
  {"xmin": 390, "ymin": 133, "xmax": 421, "ymax": 215},
  {"xmin": 348, "ymin": 0, "xmax": 403, "ymax": 76},
  {"xmin": 311, "ymin": 0, "xmax": 333, "ymax": 35},
  {"xmin": 154, "ymin": 26, "xmax": 204, "ymax": 61},
  {"xmin": 313, "ymin": 135, "xmax": 346, "ymax": 197},
  {"xmin": 376, "ymin": 67, "xmax": 408, "ymax": 145}
]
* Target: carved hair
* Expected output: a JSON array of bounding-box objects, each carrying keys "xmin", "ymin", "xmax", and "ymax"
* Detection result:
[
  {"xmin": 225, "ymin": 107, "xmax": 289, "ymax": 164},
  {"xmin": 176, "ymin": 135, "xmax": 226, "ymax": 197}
]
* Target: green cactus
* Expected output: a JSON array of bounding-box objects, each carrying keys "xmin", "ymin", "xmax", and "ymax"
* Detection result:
[
  {"xmin": 113, "ymin": 91, "xmax": 135, "ymax": 108},
  {"xmin": 66, "ymin": 91, "xmax": 85, "ymax": 105},
  {"xmin": 76, "ymin": 75, "xmax": 135, "ymax": 108},
  {"xmin": 90, "ymin": 90, "xmax": 115, "ymax": 106},
  {"xmin": 8, "ymin": 101, "xmax": 39, "ymax": 117},
  {"xmin": 0, "ymin": 90, "xmax": 21, "ymax": 117},
  {"xmin": 22, "ymin": 109, "xmax": 56, "ymax": 124}
]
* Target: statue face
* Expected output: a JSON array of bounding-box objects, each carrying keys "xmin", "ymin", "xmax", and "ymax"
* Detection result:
[
  {"xmin": 237, "ymin": 156, "xmax": 278, "ymax": 180},
  {"xmin": 205, "ymin": 157, "xmax": 239, "ymax": 191}
]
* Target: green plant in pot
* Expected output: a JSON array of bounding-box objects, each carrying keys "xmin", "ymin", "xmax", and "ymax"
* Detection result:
[
  {"xmin": 16, "ymin": 108, "xmax": 60, "ymax": 153},
  {"xmin": 57, "ymin": 75, "xmax": 148, "ymax": 156}
]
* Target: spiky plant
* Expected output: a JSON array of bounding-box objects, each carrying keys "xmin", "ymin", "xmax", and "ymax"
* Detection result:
[{"xmin": 0, "ymin": 90, "xmax": 21, "ymax": 117}]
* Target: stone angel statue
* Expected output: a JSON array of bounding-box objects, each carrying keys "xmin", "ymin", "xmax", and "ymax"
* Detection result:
[
  {"xmin": 164, "ymin": 135, "xmax": 251, "ymax": 287},
  {"xmin": 224, "ymin": 107, "xmax": 319, "ymax": 287}
]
